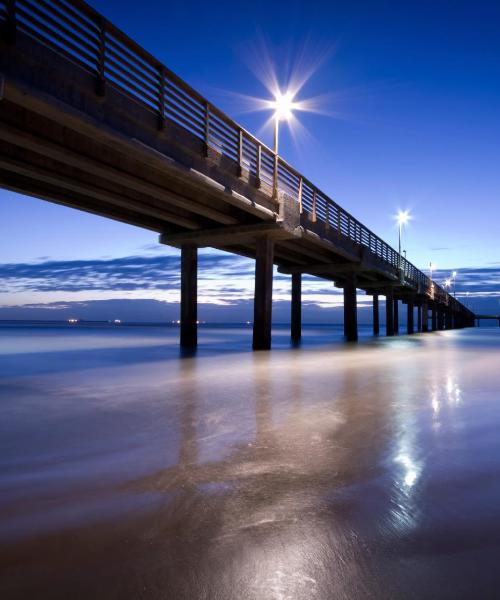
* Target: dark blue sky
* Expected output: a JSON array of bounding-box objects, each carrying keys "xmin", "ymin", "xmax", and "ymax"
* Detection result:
[{"xmin": 1, "ymin": 0, "xmax": 499, "ymax": 319}]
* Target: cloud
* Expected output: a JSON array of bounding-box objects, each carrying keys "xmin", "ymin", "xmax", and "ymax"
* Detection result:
[
  {"xmin": 0, "ymin": 255, "xmax": 498, "ymax": 321},
  {"xmin": 0, "ymin": 253, "xmax": 252, "ymax": 294}
]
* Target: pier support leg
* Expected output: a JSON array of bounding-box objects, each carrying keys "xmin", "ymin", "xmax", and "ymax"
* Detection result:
[
  {"xmin": 386, "ymin": 288, "xmax": 394, "ymax": 336},
  {"xmin": 180, "ymin": 245, "xmax": 198, "ymax": 349},
  {"xmin": 407, "ymin": 298, "xmax": 414, "ymax": 334},
  {"xmin": 438, "ymin": 309, "xmax": 445, "ymax": 330},
  {"xmin": 394, "ymin": 298, "xmax": 399, "ymax": 334},
  {"xmin": 373, "ymin": 293, "xmax": 380, "ymax": 335},
  {"xmin": 291, "ymin": 273, "xmax": 301, "ymax": 343},
  {"xmin": 432, "ymin": 306, "xmax": 437, "ymax": 331},
  {"xmin": 253, "ymin": 236, "xmax": 274, "ymax": 350},
  {"xmin": 422, "ymin": 301, "xmax": 429, "ymax": 332},
  {"xmin": 343, "ymin": 272, "xmax": 358, "ymax": 342},
  {"xmin": 417, "ymin": 304, "xmax": 422, "ymax": 332}
]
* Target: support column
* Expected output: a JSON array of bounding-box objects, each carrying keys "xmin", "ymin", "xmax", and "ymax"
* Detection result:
[
  {"xmin": 431, "ymin": 305, "xmax": 437, "ymax": 331},
  {"xmin": 291, "ymin": 273, "xmax": 301, "ymax": 343},
  {"xmin": 438, "ymin": 308, "xmax": 445, "ymax": 330},
  {"xmin": 343, "ymin": 272, "xmax": 358, "ymax": 342},
  {"xmin": 373, "ymin": 293, "xmax": 380, "ymax": 335},
  {"xmin": 407, "ymin": 298, "xmax": 414, "ymax": 334},
  {"xmin": 422, "ymin": 301, "xmax": 429, "ymax": 332},
  {"xmin": 253, "ymin": 236, "xmax": 274, "ymax": 350},
  {"xmin": 180, "ymin": 245, "xmax": 198, "ymax": 349},
  {"xmin": 417, "ymin": 304, "xmax": 422, "ymax": 332},
  {"xmin": 394, "ymin": 298, "xmax": 399, "ymax": 334},
  {"xmin": 386, "ymin": 288, "xmax": 394, "ymax": 336}
]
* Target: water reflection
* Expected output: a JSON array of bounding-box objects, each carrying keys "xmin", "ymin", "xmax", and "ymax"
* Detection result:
[{"xmin": 2, "ymin": 326, "xmax": 500, "ymax": 599}]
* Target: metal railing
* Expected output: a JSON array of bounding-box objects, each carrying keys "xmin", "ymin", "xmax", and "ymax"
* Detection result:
[{"xmin": 0, "ymin": 0, "xmax": 461, "ymax": 308}]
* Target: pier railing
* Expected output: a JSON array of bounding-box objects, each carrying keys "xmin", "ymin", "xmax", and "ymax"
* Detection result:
[{"xmin": 0, "ymin": 0, "xmax": 450, "ymax": 303}]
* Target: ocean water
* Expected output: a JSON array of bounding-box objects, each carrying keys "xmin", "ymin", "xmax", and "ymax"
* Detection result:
[{"xmin": 1, "ymin": 322, "xmax": 500, "ymax": 599}]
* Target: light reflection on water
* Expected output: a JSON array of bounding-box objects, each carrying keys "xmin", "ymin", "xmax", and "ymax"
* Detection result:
[{"xmin": 1, "ymin": 325, "xmax": 500, "ymax": 598}]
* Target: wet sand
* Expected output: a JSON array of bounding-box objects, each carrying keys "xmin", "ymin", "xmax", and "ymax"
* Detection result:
[{"xmin": 1, "ymin": 325, "xmax": 500, "ymax": 599}]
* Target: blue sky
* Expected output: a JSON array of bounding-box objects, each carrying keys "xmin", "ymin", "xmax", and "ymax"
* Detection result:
[{"xmin": 1, "ymin": 0, "xmax": 499, "ymax": 320}]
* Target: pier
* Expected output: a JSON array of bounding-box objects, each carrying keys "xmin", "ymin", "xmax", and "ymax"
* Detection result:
[{"xmin": 0, "ymin": 0, "xmax": 475, "ymax": 348}]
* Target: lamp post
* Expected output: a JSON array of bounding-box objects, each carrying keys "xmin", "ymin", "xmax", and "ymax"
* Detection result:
[
  {"xmin": 396, "ymin": 210, "xmax": 411, "ymax": 282},
  {"xmin": 452, "ymin": 271, "xmax": 457, "ymax": 298},
  {"xmin": 429, "ymin": 262, "xmax": 436, "ymax": 300},
  {"xmin": 271, "ymin": 90, "xmax": 296, "ymax": 198}
]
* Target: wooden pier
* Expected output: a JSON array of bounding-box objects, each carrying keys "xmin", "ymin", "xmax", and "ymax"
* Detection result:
[{"xmin": 0, "ymin": 0, "xmax": 476, "ymax": 349}]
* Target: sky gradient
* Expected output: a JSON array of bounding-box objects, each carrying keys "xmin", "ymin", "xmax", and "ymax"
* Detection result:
[{"xmin": 1, "ymin": 0, "xmax": 499, "ymax": 320}]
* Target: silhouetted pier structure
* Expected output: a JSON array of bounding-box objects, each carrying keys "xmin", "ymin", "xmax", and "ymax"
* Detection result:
[{"xmin": 0, "ymin": 0, "xmax": 475, "ymax": 349}]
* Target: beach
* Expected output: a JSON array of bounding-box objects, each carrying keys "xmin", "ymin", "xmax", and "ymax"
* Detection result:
[{"xmin": 1, "ymin": 323, "xmax": 500, "ymax": 599}]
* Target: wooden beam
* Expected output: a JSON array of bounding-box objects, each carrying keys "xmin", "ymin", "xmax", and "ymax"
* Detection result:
[
  {"xmin": 343, "ymin": 271, "xmax": 358, "ymax": 342},
  {"xmin": 160, "ymin": 223, "xmax": 291, "ymax": 248},
  {"xmin": 0, "ymin": 172, "xmax": 164, "ymax": 232},
  {"xmin": 373, "ymin": 293, "xmax": 380, "ymax": 335},
  {"xmin": 0, "ymin": 155, "xmax": 203, "ymax": 231},
  {"xmin": 0, "ymin": 122, "xmax": 240, "ymax": 225},
  {"xmin": 386, "ymin": 288, "xmax": 394, "ymax": 336},
  {"xmin": 291, "ymin": 273, "xmax": 301, "ymax": 343},
  {"xmin": 253, "ymin": 236, "xmax": 274, "ymax": 350},
  {"xmin": 422, "ymin": 301, "xmax": 429, "ymax": 332},
  {"xmin": 180, "ymin": 245, "xmax": 197, "ymax": 349},
  {"xmin": 279, "ymin": 261, "xmax": 360, "ymax": 275},
  {"xmin": 407, "ymin": 297, "xmax": 414, "ymax": 334},
  {"xmin": 394, "ymin": 298, "xmax": 399, "ymax": 334}
]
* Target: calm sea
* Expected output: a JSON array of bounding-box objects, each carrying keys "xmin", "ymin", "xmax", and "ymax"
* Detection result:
[{"xmin": 1, "ymin": 322, "xmax": 500, "ymax": 599}]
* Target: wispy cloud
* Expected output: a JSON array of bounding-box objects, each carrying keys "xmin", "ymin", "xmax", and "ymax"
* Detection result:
[{"xmin": 0, "ymin": 255, "xmax": 498, "ymax": 320}]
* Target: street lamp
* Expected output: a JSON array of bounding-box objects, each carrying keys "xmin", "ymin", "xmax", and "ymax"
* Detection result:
[
  {"xmin": 396, "ymin": 210, "xmax": 411, "ymax": 281},
  {"xmin": 271, "ymin": 90, "xmax": 296, "ymax": 153},
  {"xmin": 452, "ymin": 270, "xmax": 457, "ymax": 297},
  {"xmin": 270, "ymin": 90, "xmax": 297, "ymax": 198}
]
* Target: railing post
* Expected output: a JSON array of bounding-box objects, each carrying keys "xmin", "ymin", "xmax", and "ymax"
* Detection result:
[
  {"xmin": 325, "ymin": 200, "xmax": 330, "ymax": 229},
  {"xmin": 158, "ymin": 66, "xmax": 166, "ymax": 130},
  {"xmin": 203, "ymin": 101, "xmax": 210, "ymax": 157},
  {"xmin": 298, "ymin": 177, "xmax": 303, "ymax": 214},
  {"xmin": 96, "ymin": 16, "xmax": 106, "ymax": 96},
  {"xmin": 255, "ymin": 144, "xmax": 261, "ymax": 188},
  {"xmin": 3, "ymin": 0, "xmax": 16, "ymax": 44},
  {"xmin": 311, "ymin": 189, "xmax": 317, "ymax": 223},
  {"xmin": 273, "ymin": 154, "xmax": 279, "ymax": 199},
  {"xmin": 237, "ymin": 129, "xmax": 243, "ymax": 177}
]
